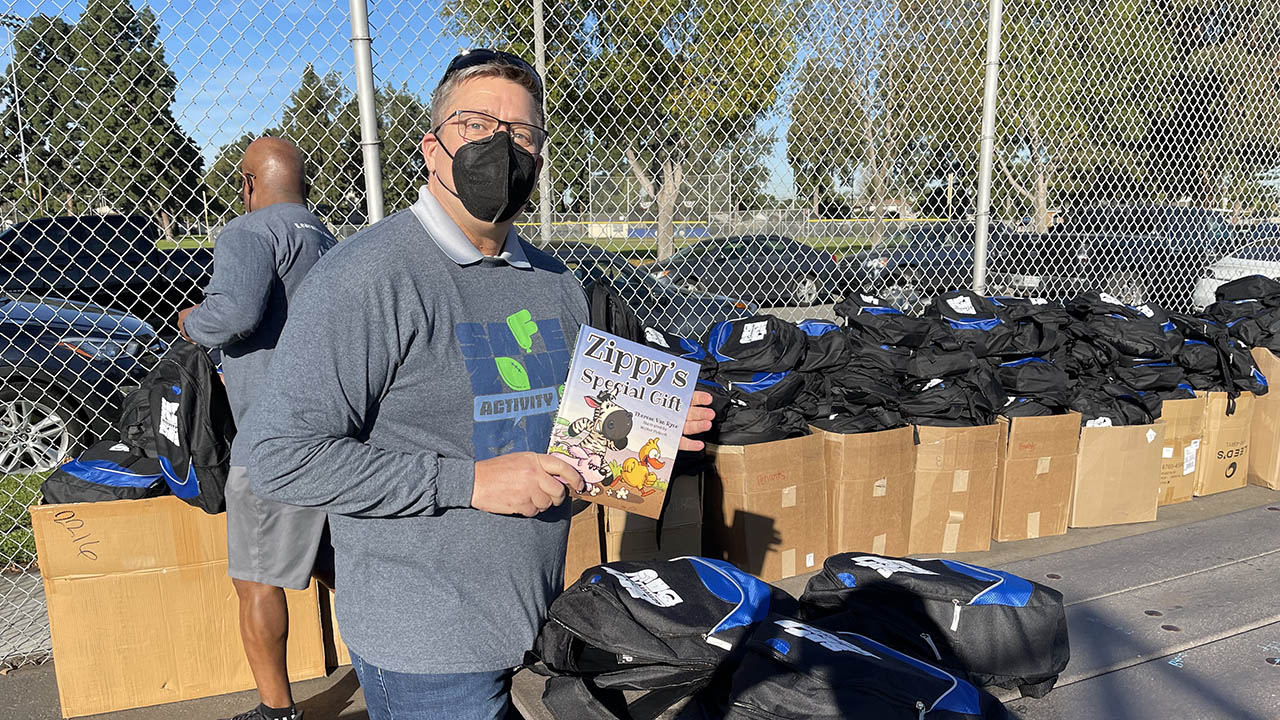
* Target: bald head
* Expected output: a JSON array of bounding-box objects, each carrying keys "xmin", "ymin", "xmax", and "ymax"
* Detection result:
[{"xmin": 240, "ymin": 136, "xmax": 307, "ymax": 212}]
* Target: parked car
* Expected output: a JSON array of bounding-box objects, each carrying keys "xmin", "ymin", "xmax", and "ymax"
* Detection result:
[
  {"xmin": 840, "ymin": 221, "xmax": 1013, "ymax": 311},
  {"xmin": 1, "ymin": 295, "xmax": 165, "ymax": 473},
  {"xmin": 641, "ymin": 235, "xmax": 842, "ymax": 307},
  {"xmin": 992, "ymin": 206, "xmax": 1233, "ymax": 309},
  {"xmin": 0, "ymin": 214, "xmax": 212, "ymax": 337},
  {"xmin": 1191, "ymin": 223, "xmax": 1280, "ymax": 309},
  {"xmin": 549, "ymin": 242, "xmax": 757, "ymax": 338}
]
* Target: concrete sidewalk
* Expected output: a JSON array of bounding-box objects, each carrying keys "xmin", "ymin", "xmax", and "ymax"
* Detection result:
[{"xmin": 2, "ymin": 485, "xmax": 1277, "ymax": 719}]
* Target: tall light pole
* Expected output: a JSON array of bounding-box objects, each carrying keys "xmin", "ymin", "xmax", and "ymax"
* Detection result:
[{"xmin": 0, "ymin": 14, "xmax": 30, "ymax": 191}]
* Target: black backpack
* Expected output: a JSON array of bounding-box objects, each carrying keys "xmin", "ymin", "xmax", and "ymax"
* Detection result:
[
  {"xmin": 41, "ymin": 439, "xmax": 168, "ymax": 505},
  {"xmin": 643, "ymin": 327, "xmax": 717, "ymax": 378},
  {"xmin": 799, "ymin": 553, "xmax": 1069, "ymax": 699},
  {"xmin": 837, "ymin": 295, "xmax": 958, "ymax": 349},
  {"xmin": 589, "ymin": 282, "xmax": 645, "ymax": 343},
  {"xmin": 926, "ymin": 291, "xmax": 1014, "ymax": 358},
  {"xmin": 992, "ymin": 358, "xmax": 1073, "ymax": 407},
  {"xmin": 696, "ymin": 616, "xmax": 1010, "ymax": 720},
  {"xmin": 795, "ymin": 320, "xmax": 851, "ymax": 372},
  {"xmin": 705, "ymin": 316, "xmax": 806, "ymax": 376},
  {"xmin": 1215, "ymin": 274, "xmax": 1280, "ymax": 305},
  {"xmin": 118, "ymin": 341, "xmax": 236, "ymax": 514},
  {"xmin": 532, "ymin": 556, "xmax": 790, "ymax": 719}
]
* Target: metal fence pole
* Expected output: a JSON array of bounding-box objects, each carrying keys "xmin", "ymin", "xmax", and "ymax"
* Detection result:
[
  {"xmin": 972, "ymin": 0, "xmax": 1004, "ymax": 294},
  {"xmin": 533, "ymin": 0, "xmax": 552, "ymax": 246},
  {"xmin": 349, "ymin": 0, "xmax": 384, "ymax": 224}
]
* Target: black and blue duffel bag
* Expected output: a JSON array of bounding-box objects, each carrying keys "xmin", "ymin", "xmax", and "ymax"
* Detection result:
[{"xmin": 799, "ymin": 553, "xmax": 1069, "ymax": 699}]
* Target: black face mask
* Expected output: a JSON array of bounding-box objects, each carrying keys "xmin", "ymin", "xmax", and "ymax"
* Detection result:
[{"xmin": 438, "ymin": 131, "xmax": 538, "ymax": 223}]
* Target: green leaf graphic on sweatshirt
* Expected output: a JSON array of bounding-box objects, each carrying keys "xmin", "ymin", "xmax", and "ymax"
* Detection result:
[
  {"xmin": 506, "ymin": 309, "xmax": 539, "ymax": 353},
  {"xmin": 495, "ymin": 356, "xmax": 531, "ymax": 391}
]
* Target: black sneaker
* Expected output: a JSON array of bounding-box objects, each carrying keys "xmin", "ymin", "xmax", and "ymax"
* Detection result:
[{"xmin": 223, "ymin": 705, "xmax": 303, "ymax": 720}]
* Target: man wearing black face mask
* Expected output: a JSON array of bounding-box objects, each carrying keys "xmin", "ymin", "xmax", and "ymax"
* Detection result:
[{"xmin": 244, "ymin": 49, "xmax": 716, "ymax": 720}]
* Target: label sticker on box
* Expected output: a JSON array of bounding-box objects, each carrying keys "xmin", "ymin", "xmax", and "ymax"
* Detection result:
[
  {"xmin": 1026, "ymin": 511, "xmax": 1042, "ymax": 539},
  {"xmin": 1036, "ymin": 457, "xmax": 1051, "ymax": 474},
  {"xmin": 781, "ymin": 548, "xmax": 797, "ymax": 578},
  {"xmin": 1183, "ymin": 445, "xmax": 1198, "ymax": 476},
  {"xmin": 1162, "ymin": 446, "xmax": 1174, "ymax": 459},
  {"xmin": 1191, "ymin": 439, "xmax": 1201, "ymax": 449},
  {"xmin": 781, "ymin": 485, "xmax": 797, "ymax": 508},
  {"xmin": 805, "ymin": 553, "xmax": 815, "ymax": 568},
  {"xmin": 873, "ymin": 478, "xmax": 887, "ymax": 497},
  {"xmin": 1146, "ymin": 429, "xmax": 1157, "ymax": 444},
  {"xmin": 872, "ymin": 534, "xmax": 887, "ymax": 554},
  {"xmin": 952, "ymin": 470, "xmax": 969, "ymax": 492}
]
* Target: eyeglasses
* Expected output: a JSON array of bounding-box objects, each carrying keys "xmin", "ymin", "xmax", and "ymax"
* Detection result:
[
  {"xmin": 433, "ymin": 110, "xmax": 548, "ymax": 154},
  {"xmin": 232, "ymin": 171, "xmax": 255, "ymax": 191},
  {"xmin": 441, "ymin": 48, "xmax": 543, "ymax": 96}
]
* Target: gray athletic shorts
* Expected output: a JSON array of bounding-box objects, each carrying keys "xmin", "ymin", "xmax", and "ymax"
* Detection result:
[{"xmin": 226, "ymin": 466, "xmax": 329, "ymax": 590}]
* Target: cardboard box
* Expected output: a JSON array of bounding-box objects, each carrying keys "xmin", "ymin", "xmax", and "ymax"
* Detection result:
[
  {"xmin": 821, "ymin": 426, "xmax": 915, "ymax": 556},
  {"xmin": 910, "ymin": 424, "xmax": 1000, "ymax": 554},
  {"xmin": 604, "ymin": 471, "xmax": 702, "ymax": 562},
  {"xmin": 322, "ymin": 587, "xmax": 350, "ymax": 668},
  {"xmin": 1071, "ymin": 423, "xmax": 1164, "ymax": 527},
  {"xmin": 704, "ymin": 433, "xmax": 827, "ymax": 581},
  {"xmin": 564, "ymin": 501, "xmax": 604, "ymax": 589},
  {"xmin": 1157, "ymin": 396, "xmax": 1206, "ymax": 506},
  {"xmin": 992, "ymin": 413, "xmax": 1081, "ymax": 542},
  {"xmin": 1249, "ymin": 348, "xmax": 1280, "ymax": 489},
  {"xmin": 30, "ymin": 497, "xmax": 325, "ymax": 718},
  {"xmin": 1195, "ymin": 391, "xmax": 1255, "ymax": 496}
]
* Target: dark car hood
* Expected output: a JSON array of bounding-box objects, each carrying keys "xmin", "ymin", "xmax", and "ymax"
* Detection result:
[{"xmin": 0, "ymin": 294, "xmax": 156, "ymax": 338}]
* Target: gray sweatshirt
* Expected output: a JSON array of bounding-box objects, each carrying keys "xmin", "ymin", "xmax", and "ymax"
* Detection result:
[
  {"xmin": 246, "ymin": 189, "xmax": 588, "ymax": 674},
  {"xmin": 182, "ymin": 203, "xmax": 336, "ymax": 465}
]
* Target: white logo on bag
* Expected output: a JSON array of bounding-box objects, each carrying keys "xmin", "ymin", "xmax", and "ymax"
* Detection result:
[
  {"xmin": 109, "ymin": 443, "xmax": 129, "ymax": 452},
  {"xmin": 603, "ymin": 567, "xmax": 683, "ymax": 607},
  {"xmin": 946, "ymin": 296, "xmax": 977, "ymax": 315},
  {"xmin": 1085, "ymin": 417, "xmax": 1113, "ymax": 428},
  {"xmin": 1135, "ymin": 304, "xmax": 1156, "ymax": 318},
  {"xmin": 741, "ymin": 321, "xmax": 768, "ymax": 343},
  {"xmin": 643, "ymin": 327, "xmax": 670, "ymax": 348},
  {"xmin": 852, "ymin": 556, "xmax": 938, "ymax": 579},
  {"xmin": 1098, "ymin": 292, "xmax": 1124, "ymax": 306},
  {"xmin": 159, "ymin": 399, "xmax": 180, "ymax": 446},
  {"xmin": 775, "ymin": 620, "xmax": 879, "ymax": 658}
]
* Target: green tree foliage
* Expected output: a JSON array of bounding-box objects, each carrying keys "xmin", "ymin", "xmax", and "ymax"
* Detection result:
[
  {"xmin": 204, "ymin": 68, "xmax": 430, "ymax": 230},
  {"xmin": 442, "ymin": 0, "xmax": 797, "ymax": 258},
  {"xmin": 0, "ymin": 15, "xmax": 79, "ymax": 218},
  {"xmin": 0, "ymin": 0, "xmax": 204, "ymax": 234}
]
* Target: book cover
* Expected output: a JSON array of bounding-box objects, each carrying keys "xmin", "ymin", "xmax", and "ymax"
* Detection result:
[{"xmin": 550, "ymin": 326, "xmax": 699, "ymax": 519}]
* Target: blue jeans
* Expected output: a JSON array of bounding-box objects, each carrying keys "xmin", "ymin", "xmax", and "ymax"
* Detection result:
[{"xmin": 350, "ymin": 649, "xmax": 514, "ymax": 720}]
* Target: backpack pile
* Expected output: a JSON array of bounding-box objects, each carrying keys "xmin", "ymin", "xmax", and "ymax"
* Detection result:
[{"xmin": 533, "ymin": 555, "xmax": 1027, "ymax": 720}]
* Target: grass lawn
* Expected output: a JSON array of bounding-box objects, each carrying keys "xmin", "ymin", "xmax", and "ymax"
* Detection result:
[
  {"xmin": 551, "ymin": 235, "xmax": 876, "ymax": 261},
  {"xmin": 1, "ymin": 471, "xmax": 49, "ymax": 570},
  {"xmin": 157, "ymin": 234, "xmax": 214, "ymax": 250}
]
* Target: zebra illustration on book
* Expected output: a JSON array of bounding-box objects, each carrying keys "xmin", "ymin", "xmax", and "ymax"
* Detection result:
[{"xmin": 556, "ymin": 389, "xmax": 634, "ymax": 483}]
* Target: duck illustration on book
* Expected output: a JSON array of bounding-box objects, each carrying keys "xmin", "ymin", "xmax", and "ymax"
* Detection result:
[{"xmin": 549, "ymin": 327, "xmax": 697, "ymax": 518}]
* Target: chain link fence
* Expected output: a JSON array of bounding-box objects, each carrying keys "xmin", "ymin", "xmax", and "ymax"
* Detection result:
[{"xmin": 2, "ymin": 0, "xmax": 1279, "ymax": 667}]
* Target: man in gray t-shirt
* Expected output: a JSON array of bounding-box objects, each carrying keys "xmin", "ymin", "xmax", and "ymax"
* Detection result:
[
  {"xmin": 244, "ymin": 51, "xmax": 714, "ymax": 720},
  {"xmin": 179, "ymin": 137, "xmax": 336, "ymax": 720}
]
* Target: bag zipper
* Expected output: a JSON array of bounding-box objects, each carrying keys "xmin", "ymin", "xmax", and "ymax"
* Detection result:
[
  {"xmin": 916, "ymin": 700, "xmax": 927, "ymax": 719},
  {"xmin": 919, "ymin": 632, "xmax": 942, "ymax": 661},
  {"xmin": 950, "ymin": 599, "xmax": 962, "ymax": 632}
]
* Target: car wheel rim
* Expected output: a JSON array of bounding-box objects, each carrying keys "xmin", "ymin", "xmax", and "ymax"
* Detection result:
[
  {"xmin": 0, "ymin": 398, "xmax": 73, "ymax": 474},
  {"xmin": 796, "ymin": 277, "xmax": 819, "ymax": 305}
]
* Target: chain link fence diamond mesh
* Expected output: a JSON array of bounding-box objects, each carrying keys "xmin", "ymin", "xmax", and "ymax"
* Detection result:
[{"xmin": 2, "ymin": 0, "xmax": 1279, "ymax": 667}]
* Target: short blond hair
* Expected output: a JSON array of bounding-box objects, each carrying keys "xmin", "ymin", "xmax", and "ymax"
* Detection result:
[{"xmin": 431, "ymin": 63, "xmax": 545, "ymax": 128}]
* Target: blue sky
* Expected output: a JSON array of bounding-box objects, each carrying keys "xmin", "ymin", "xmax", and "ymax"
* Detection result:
[{"xmin": 5, "ymin": 0, "xmax": 796, "ymax": 198}]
